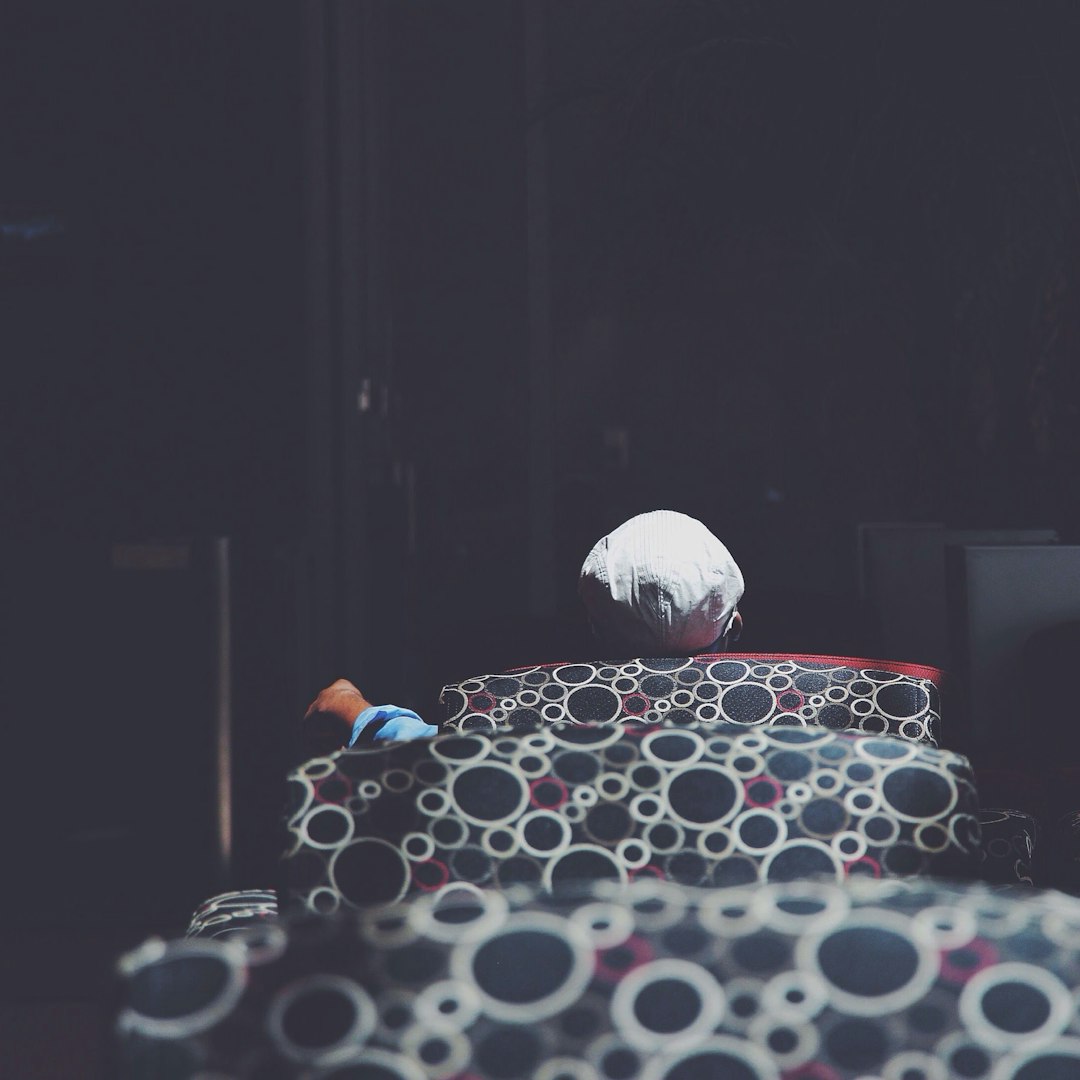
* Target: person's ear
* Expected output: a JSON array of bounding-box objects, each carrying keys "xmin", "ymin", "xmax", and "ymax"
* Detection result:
[{"xmin": 725, "ymin": 611, "xmax": 743, "ymax": 648}]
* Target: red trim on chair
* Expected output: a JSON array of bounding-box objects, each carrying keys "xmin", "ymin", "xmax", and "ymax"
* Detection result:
[
  {"xmin": 506, "ymin": 653, "xmax": 945, "ymax": 684},
  {"xmin": 714, "ymin": 653, "xmax": 944, "ymax": 683}
]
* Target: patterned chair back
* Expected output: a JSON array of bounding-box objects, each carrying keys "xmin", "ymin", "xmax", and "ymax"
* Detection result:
[
  {"xmin": 439, "ymin": 653, "xmax": 944, "ymax": 744},
  {"xmin": 281, "ymin": 720, "xmax": 981, "ymax": 915}
]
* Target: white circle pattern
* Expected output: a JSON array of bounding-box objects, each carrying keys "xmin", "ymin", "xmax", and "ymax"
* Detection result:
[
  {"xmin": 283, "ymin": 720, "xmax": 982, "ymax": 914},
  {"xmin": 442, "ymin": 655, "xmax": 942, "ymax": 743},
  {"xmin": 123, "ymin": 879, "xmax": 1080, "ymax": 1078}
]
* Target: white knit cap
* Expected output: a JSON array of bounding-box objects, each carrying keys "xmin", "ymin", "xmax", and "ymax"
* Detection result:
[{"xmin": 579, "ymin": 510, "xmax": 744, "ymax": 655}]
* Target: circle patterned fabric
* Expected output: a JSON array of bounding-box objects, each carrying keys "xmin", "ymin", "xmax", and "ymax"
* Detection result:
[
  {"xmin": 439, "ymin": 654, "xmax": 943, "ymax": 745},
  {"xmin": 281, "ymin": 721, "xmax": 981, "ymax": 916},
  {"xmin": 116, "ymin": 876, "xmax": 1080, "ymax": 1078}
]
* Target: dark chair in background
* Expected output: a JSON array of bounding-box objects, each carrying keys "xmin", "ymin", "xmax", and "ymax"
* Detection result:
[{"xmin": 440, "ymin": 652, "xmax": 944, "ymax": 743}]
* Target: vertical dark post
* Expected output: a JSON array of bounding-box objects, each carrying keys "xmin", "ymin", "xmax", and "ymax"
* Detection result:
[
  {"xmin": 525, "ymin": 1, "xmax": 555, "ymax": 618},
  {"xmin": 302, "ymin": 0, "xmax": 338, "ymax": 682},
  {"xmin": 301, "ymin": 0, "xmax": 388, "ymax": 685},
  {"xmin": 335, "ymin": 0, "xmax": 369, "ymax": 674}
]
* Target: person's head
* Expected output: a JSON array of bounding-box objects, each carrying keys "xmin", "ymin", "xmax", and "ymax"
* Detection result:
[{"xmin": 578, "ymin": 510, "xmax": 744, "ymax": 658}]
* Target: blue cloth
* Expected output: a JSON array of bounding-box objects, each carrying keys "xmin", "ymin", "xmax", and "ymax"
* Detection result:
[{"xmin": 348, "ymin": 705, "xmax": 437, "ymax": 746}]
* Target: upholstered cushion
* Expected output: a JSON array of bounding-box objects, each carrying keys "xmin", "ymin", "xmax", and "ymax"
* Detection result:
[
  {"xmin": 440, "ymin": 653, "xmax": 943, "ymax": 744},
  {"xmin": 185, "ymin": 889, "xmax": 280, "ymax": 940},
  {"xmin": 280, "ymin": 721, "xmax": 981, "ymax": 914},
  {"xmin": 976, "ymin": 809, "xmax": 1037, "ymax": 886},
  {"xmin": 116, "ymin": 876, "xmax": 1080, "ymax": 1078}
]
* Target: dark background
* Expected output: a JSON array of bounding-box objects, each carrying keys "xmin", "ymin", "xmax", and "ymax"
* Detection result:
[{"xmin": 3, "ymin": 1, "xmax": 1080, "ymax": 1074}]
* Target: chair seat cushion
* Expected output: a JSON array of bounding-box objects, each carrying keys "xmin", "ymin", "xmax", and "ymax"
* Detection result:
[{"xmin": 440, "ymin": 653, "xmax": 944, "ymax": 744}]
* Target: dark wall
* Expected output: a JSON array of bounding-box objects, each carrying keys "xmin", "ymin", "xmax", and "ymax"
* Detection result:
[
  {"xmin": 1, "ymin": 0, "xmax": 304, "ymax": 540},
  {"xmin": 1, "ymin": 1, "xmax": 305, "ymax": 916},
  {"xmin": 389, "ymin": 0, "xmax": 1080, "ymax": 686},
  {"xmin": 6, "ymin": 0, "xmax": 1080, "ymax": 900},
  {"xmin": 387, "ymin": 2, "xmax": 536, "ymax": 695}
]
